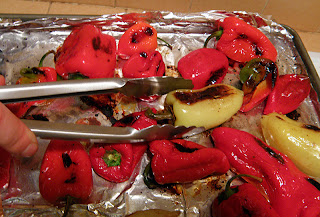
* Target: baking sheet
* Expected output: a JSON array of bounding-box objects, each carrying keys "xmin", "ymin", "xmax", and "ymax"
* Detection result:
[{"xmin": 0, "ymin": 10, "xmax": 320, "ymax": 217}]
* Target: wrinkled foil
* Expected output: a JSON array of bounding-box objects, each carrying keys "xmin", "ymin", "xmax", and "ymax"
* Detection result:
[{"xmin": 0, "ymin": 10, "xmax": 319, "ymax": 217}]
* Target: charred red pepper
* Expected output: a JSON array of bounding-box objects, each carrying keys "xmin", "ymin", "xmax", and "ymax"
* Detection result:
[
  {"xmin": 212, "ymin": 174, "xmax": 280, "ymax": 217},
  {"xmin": 177, "ymin": 48, "xmax": 229, "ymax": 89},
  {"xmin": 211, "ymin": 127, "xmax": 320, "ymax": 217},
  {"xmin": 122, "ymin": 51, "xmax": 165, "ymax": 78},
  {"xmin": 264, "ymin": 74, "xmax": 311, "ymax": 114},
  {"xmin": 55, "ymin": 24, "xmax": 116, "ymax": 79},
  {"xmin": 39, "ymin": 140, "xmax": 93, "ymax": 205},
  {"xmin": 0, "ymin": 147, "xmax": 11, "ymax": 191},
  {"xmin": 90, "ymin": 110, "xmax": 157, "ymax": 183},
  {"xmin": 239, "ymin": 58, "xmax": 278, "ymax": 112},
  {"xmin": 118, "ymin": 22, "xmax": 157, "ymax": 59},
  {"xmin": 6, "ymin": 50, "xmax": 57, "ymax": 118},
  {"xmin": 216, "ymin": 16, "xmax": 277, "ymax": 63},
  {"xmin": 149, "ymin": 139, "xmax": 230, "ymax": 184}
]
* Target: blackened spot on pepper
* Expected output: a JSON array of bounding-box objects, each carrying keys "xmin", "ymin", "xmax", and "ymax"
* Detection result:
[
  {"xmin": 254, "ymin": 138, "xmax": 285, "ymax": 164},
  {"xmin": 206, "ymin": 68, "xmax": 226, "ymax": 86},
  {"xmin": 65, "ymin": 173, "xmax": 76, "ymax": 184},
  {"xmin": 306, "ymin": 178, "xmax": 320, "ymax": 191},
  {"xmin": 62, "ymin": 153, "xmax": 73, "ymax": 168},
  {"xmin": 242, "ymin": 206, "xmax": 252, "ymax": 216},
  {"xmin": 115, "ymin": 114, "xmax": 140, "ymax": 127},
  {"xmin": 303, "ymin": 124, "xmax": 320, "ymax": 132},
  {"xmin": 132, "ymin": 32, "xmax": 138, "ymax": 43},
  {"xmin": 144, "ymin": 27, "xmax": 153, "ymax": 36},
  {"xmin": 286, "ymin": 110, "xmax": 300, "ymax": 120},
  {"xmin": 238, "ymin": 34, "xmax": 248, "ymax": 39},
  {"xmin": 92, "ymin": 36, "xmax": 101, "ymax": 50},
  {"xmin": 140, "ymin": 52, "xmax": 148, "ymax": 58},
  {"xmin": 174, "ymin": 85, "xmax": 233, "ymax": 105},
  {"xmin": 173, "ymin": 142, "xmax": 198, "ymax": 153}
]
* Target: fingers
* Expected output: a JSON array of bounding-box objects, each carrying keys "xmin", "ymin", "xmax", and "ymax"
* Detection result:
[{"xmin": 0, "ymin": 102, "xmax": 38, "ymax": 157}]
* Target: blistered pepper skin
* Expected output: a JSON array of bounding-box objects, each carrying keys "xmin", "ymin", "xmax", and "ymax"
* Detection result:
[
  {"xmin": 177, "ymin": 48, "xmax": 229, "ymax": 89},
  {"xmin": 263, "ymin": 74, "xmax": 311, "ymax": 115},
  {"xmin": 122, "ymin": 51, "xmax": 165, "ymax": 78},
  {"xmin": 261, "ymin": 113, "xmax": 320, "ymax": 177},
  {"xmin": 165, "ymin": 84, "xmax": 243, "ymax": 129},
  {"xmin": 217, "ymin": 16, "xmax": 277, "ymax": 63},
  {"xmin": 39, "ymin": 140, "xmax": 93, "ymax": 205},
  {"xmin": 149, "ymin": 139, "xmax": 229, "ymax": 184},
  {"xmin": 55, "ymin": 24, "xmax": 116, "ymax": 79},
  {"xmin": 211, "ymin": 127, "xmax": 320, "ymax": 217},
  {"xmin": 213, "ymin": 183, "xmax": 280, "ymax": 217},
  {"xmin": 118, "ymin": 22, "xmax": 157, "ymax": 59}
]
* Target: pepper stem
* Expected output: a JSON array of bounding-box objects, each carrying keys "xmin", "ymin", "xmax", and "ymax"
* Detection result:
[
  {"xmin": 38, "ymin": 50, "xmax": 55, "ymax": 67},
  {"xmin": 157, "ymin": 37, "xmax": 173, "ymax": 50},
  {"xmin": 62, "ymin": 195, "xmax": 76, "ymax": 217},
  {"xmin": 203, "ymin": 29, "xmax": 223, "ymax": 48},
  {"xmin": 218, "ymin": 174, "xmax": 263, "ymax": 204}
]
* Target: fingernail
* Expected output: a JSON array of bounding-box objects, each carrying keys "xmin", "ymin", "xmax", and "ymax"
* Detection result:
[{"xmin": 21, "ymin": 143, "xmax": 38, "ymax": 157}]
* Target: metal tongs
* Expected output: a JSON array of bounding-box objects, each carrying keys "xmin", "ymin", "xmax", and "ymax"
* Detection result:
[{"xmin": 0, "ymin": 77, "xmax": 205, "ymax": 143}]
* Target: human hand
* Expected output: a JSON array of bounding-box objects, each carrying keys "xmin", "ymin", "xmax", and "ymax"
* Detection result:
[{"xmin": 0, "ymin": 75, "xmax": 38, "ymax": 157}]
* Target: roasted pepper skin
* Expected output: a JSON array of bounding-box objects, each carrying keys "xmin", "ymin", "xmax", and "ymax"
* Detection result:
[
  {"xmin": 149, "ymin": 139, "xmax": 230, "ymax": 184},
  {"xmin": 239, "ymin": 58, "xmax": 278, "ymax": 112},
  {"xmin": 90, "ymin": 110, "xmax": 157, "ymax": 183},
  {"xmin": 6, "ymin": 66, "xmax": 57, "ymax": 118},
  {"xmin": 216, "ymin": 16, "xmax": 277, "ymax": 63},
  {"xmin": 213, "ymin": 183, "xmax": 280, "ymax": 217},
  {"xmin": 122, "ymin": 51, "xmax": 165, "ymax": 78},
  {"xmin": 0, "ymin": 147, "xmax": 11, "ymax": 191},
  {"xmin": 39, "ymin": 140, "xmax": 93, "ymax": 205},
  {"xmin": 177, "ymin": 48, "xmax": 229, "ymax": 89},
  {"xmin": 55, "ymin": 24, "xmax": 116, "ymax": 79},
  {"xmin": 263, "ymin": 74, "xmax": 311, "ymax": 114},
  {"xmin": 211, "ymin": 127, "xmax": 320, "ymax": 217},
  {"xmin": 118, "ymin": 22, "xmax": 157, "ymax": 59},
  {"xmin": 89, "ymin": 143, "xmax": 134, "ymax": 183}
]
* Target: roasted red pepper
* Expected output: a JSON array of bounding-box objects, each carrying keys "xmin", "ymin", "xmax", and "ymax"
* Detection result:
[
  {"xmin": 55, "ymin": 24, "xmax": 116, "ymax": 79},
  {"xmin": 216, "ymin": 16, "xmax": 277, "ymax": 63},
  {"xmin": 177, "ymin": 48, "xmax": 229, "ymax": 89},
  {"xmin": 0, "ymin": 147, "xmax": 11, "ymax": 191},
  {"xmin": 211, "ymin": 127, "xmax": 320, "ymax": 217},
  {"xmin": 39, "ymin": 140, "xmax": 93, "ymax": 205},
  {"xmin": 264, "ymin": 74, "xmax": 311, "ymax": 114},
  {"xmin": 239, "ymin": 58, "xmax": 278, "ymax": 112},
  {"xmin": 90, "ymin": 110, "xmax": 157, "ymax": 183},
  {"xmin": 212, "ymin": 174, "xmax": 280, "ymax": 217},
  {"xmin": 122, "ymin": 51, "xmax": 165, "ymax": 78},
  {"xmin": 149, "ymin": 139, "xmax": 230, "ymax": 184},
  {"xmin": 6, "ymin": 51, "xmax": 58, "ymax": 118},
  {"xmin": 118, "ymin": 22, "xmax": 157, "ymax": 59}
]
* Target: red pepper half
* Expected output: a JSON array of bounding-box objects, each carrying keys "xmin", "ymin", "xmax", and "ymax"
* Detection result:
[
  {"xmin": 122, "ymin": 51, "xmax": 165, "ymax": 78},
  {"xmin": 212, "ymin": 174, "xmax": 280, "ymax": 217},
  {"xmin": 0, "ymin": 147, "xmax": 11, "ymax": 191},
  {"xmin": 6, "ymin": 51, "xmax": 58, "ymax": 118},
  {"xmin": 149, "ymin": 139, "xmax": 230, "ymax": 184},
  {"xmin": 216, "ymin": 16, "xmax": 277, "ymax": 63},
  {"xmin": 39, "ymin": 140, "xmax": 93, "ymax": 205},
  {"xmin": 55, "ymin": 24, "xmax": 116, "ymax": 79},
  {"xmin": 177, "ymin": 48, "xmax": 229, "ymax": 89},
  {"xmin": 118, "ymin": 22, "xmax": 157, "ymax": 59},
  {"xmin": 211, "ymin": 127, "xmax": 320, "ymax": 217},
  {"xmin": 264, "ymin": 74, "xmax": 311, "ymax": 115},
  {"xmin": 90, "ymin": 110, "xmax": 157, "ymax": 183}
]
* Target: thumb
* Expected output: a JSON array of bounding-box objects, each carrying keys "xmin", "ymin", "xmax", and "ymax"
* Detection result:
[{"xmin": 0, "ymin": 102, "xmax": 38, "ymax": 157}]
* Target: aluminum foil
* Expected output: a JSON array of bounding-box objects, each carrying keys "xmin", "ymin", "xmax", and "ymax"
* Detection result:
[{"xmin": 0, "ymin": 10, "xmax": 319, "ymax": 217}]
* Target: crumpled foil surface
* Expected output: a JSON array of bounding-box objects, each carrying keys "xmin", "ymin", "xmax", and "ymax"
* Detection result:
[{"xmin": 0, "ymin": 10, "xmax": 319, "ymax": 217}]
